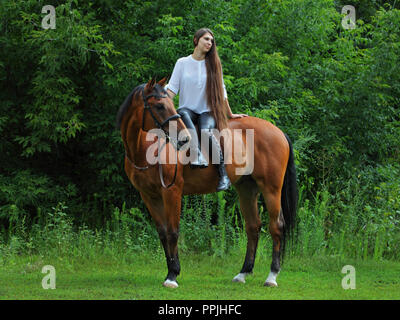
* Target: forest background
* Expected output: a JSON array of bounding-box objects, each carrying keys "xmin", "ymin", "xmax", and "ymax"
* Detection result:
[{"xmin": 0, "ymin": 0, "xmax": 399, "ymax": 264}]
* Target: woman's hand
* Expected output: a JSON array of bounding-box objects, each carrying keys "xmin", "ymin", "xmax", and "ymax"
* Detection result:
[{"xmin": 229, "ymin": 113, "xmax": 248, "ymax": 119}]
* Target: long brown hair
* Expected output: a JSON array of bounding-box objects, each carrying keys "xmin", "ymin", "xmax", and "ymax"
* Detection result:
[{"xmin": 193, "ymin": 28, "xmax": 228, "ymax": 131}]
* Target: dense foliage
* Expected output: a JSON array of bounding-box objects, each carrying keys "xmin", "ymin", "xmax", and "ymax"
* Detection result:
[{"xmin": 1, "ymin": 0, "xmax": 399, "ymax": 260}]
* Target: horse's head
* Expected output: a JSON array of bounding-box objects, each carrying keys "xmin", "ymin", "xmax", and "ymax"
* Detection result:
[{"xmin": 142, "ymin": 77, "xmax": 190, "ymax": 150}]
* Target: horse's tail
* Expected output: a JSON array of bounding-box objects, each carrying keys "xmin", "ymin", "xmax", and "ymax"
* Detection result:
[{"xmin": 280, "ymin": 133, "xmax": 298, "ymax": 260}]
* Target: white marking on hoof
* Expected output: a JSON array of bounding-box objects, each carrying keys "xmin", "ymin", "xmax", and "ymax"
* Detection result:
[
  {"xmin": 232, "ymin": 273, "xmax": 248, "ymax": 283},
  {"xmin": 163, "ymin": 279, "xmax": 179, "ymax": 288},
  {"xmin": 264, "ymin": 271, "xmax": 279, "ymax": 287}
]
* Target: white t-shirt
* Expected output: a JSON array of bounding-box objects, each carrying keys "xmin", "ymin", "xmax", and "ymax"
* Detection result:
[{"xmin": 166, "ymin": 54, "xmax": 228, "ymax": 114}]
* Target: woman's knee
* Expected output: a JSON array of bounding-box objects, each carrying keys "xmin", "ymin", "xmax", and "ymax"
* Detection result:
[
  {"xmin": 178, "ymin": 107, "xmax": 193, "ymax": 117},
  {"xmin": 178, "ymin": 108, "xmax": 197, "ymax": 123}
]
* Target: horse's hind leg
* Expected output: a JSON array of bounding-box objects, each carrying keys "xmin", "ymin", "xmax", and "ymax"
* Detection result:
[
  {"xmin": 232, "ymin": 176, "xmax": 261, "ymax": 283},
  {"xmin": 261, "ymin": 187, "xmax": 284, "ymax": 287}
]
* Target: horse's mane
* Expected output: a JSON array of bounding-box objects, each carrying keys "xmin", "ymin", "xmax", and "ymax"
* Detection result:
[
  {"xmin": 115, "ymin": 84, "xmax": 145, "ymax": 130},
  {"xmin": 115, "ymin": 83, "xmax": 168, "ymax": 130}
]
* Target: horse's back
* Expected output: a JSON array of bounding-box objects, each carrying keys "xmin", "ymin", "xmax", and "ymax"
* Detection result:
[
  {"xmin": 181, "ymin": 116, "xmax": 290, "ymax": 194},
  {"xmin": 227, "ymin": 116, "xmax": 290, "ymax": 188},
  {"xmin": 228, "ymin": 116, "xmax": 287, "ymax": 145}
]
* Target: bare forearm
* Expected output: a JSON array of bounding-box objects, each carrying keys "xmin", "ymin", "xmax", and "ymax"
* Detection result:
[
  {"xmin": 167, "ymin": 89, "xmax": 176, "ymax": 100},
  {"xmin": 225, "ymin": 99, "xmax": 248, "ymax": 119},
  {"xmin": 225, "ymin": 99, "xmax": 233, "ymax": 118}
]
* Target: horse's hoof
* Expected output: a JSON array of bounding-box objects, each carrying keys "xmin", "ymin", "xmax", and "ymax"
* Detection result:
[
  {"xmin": 264, "ymin": 281, "xmax": 278, "ymax": 287},
  {"xmin": 232, "ymin": 273, "xmax": 247, "ymax": 283},
  {"xmin": 163, "ymin": 279, "xmax": 179, "ymax": 288},
  {"xmin": 264, "ymin": 271, "xmax": 279, "ymax": 287}
]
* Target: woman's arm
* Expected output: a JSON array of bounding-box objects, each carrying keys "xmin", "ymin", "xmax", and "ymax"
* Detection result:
[
  {"xmin": 167, "ymin": 89, "xmax": 176, "ymax": 100},
  {"xmin": 165, "ymin": 59, "xmax": 181, "ymax": 101},
  {"xmin": 225, "ymin": 98, "xmax": 248, "ymax": 119}
]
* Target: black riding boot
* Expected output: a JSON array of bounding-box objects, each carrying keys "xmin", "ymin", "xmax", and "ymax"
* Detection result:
[
  {"xmin": 179, "ymin": 110, "xmax": 208, "ymax": 168},
  {"xmin": 208, "ymin": 133, "xmax": 231, "ymax": 191}
]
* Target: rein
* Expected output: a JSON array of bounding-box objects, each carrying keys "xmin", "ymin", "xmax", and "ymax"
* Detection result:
[{"xmin": 125, "ymin": 89, "xmax": 181, "ymax": 189}]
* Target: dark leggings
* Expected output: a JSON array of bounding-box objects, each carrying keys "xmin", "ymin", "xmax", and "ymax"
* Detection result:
[
  {"xmin": 178, "ymin": 107, "xmax": 219, "ymax": 159},
  {"xmin": 178, "ymin": 107, "xmax": 216, "ymax": 132}
]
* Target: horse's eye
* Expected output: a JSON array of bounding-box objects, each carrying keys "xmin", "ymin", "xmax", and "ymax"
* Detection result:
[{"xmin": 155, "ymin": 104, "xmax": 165, "ymax": 111}]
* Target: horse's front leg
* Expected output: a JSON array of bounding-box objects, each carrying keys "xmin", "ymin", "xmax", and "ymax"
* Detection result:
[
  {"xmin": 160, "ymin": 187, "xmax": 182, "ymax": 288},
  {"xmin": 140, "ymin": 189, "xmax": 182, "ymax": 288}
]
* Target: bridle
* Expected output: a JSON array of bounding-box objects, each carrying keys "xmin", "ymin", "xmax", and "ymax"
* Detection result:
[
  {"xmin": 125, "ymin": 88, "xmax": 182, "ymax": 189},
  {"xmin": 140, "ymin": 90, "xmax": 181, "ymax": 141}
]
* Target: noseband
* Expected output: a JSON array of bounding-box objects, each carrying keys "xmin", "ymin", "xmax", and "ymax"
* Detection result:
[{"xmin": 125, "ymin": 89, "xmax": 181, "ymax": 189}]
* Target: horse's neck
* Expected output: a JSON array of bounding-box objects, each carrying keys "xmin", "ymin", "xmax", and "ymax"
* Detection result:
[{"xmin": 127, "ymin": 124, "xmax": 150, "ymax": 164}]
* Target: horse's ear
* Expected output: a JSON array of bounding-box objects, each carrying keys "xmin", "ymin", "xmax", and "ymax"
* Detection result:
[
  {"xmin": 144, "ymin": 77, "xmax": 157, "ymax": 94},
  {"xmin": 158, "ymin": 77, "xmax": 168, "ymax": 88}
]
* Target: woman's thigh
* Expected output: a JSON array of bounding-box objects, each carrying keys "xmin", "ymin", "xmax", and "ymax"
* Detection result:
[
  {"xmin": 198, "ymin": 112, "xmax": 216, "ymax": 131},
  {"xmin": 178, "ymin": 107, "xmax": 199, "ymax": 124}
]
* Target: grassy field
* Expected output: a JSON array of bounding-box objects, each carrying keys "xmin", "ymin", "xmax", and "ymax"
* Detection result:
[{"xmin": 1, "ymin": 250, "xmax": 399, "ymax": 300}]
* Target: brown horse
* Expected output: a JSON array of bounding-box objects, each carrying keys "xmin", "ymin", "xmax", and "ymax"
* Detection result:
[{"xmin": 116, "ymin": 78, "xmax": 298, "ymax": 288}]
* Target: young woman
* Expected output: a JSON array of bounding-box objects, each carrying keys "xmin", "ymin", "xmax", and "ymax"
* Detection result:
[{"xmin": 166, "ymin": 28, "xmax": 248, "ymax": 191}]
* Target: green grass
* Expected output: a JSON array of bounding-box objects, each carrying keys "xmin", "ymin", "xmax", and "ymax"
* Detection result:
[
  {"xmin": 1, "ymin": 250, "xmax": 399, "ymax": 300},
  {"xmin": 1, "ymin": 196, "xmax": 400, "ymax": 300}
]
